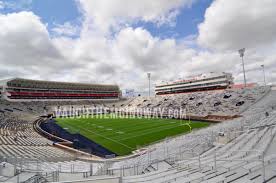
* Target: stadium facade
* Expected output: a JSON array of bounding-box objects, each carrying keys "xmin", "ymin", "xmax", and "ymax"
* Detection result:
[
  {"xmin": 155, "ymin": 72, "xmax": 234, "ymax": 95},
  {"xmin": 0, "ymin": 78, "xmax": 121, "ymax": 101}
]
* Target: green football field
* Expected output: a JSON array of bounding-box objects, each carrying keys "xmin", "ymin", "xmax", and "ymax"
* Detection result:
[{"xmin": 56, "ymin": 114, "xmax": 209, "ymax": 156}]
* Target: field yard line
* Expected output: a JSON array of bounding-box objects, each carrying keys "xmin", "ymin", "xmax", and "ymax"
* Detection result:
[
  {"xmin": 118, "ymin": 124, "xmax": 187, "ymax": 141},
  {"xmin": 83, "ymin": 128, "xmax": 134, "ymax": 150},
  {"xmin": 62, "ymin": 122, "xmax": 134, "ymax": 150},
  {"xmin": 112, "ymin": 123, "xmax": 181, "ymax": 140},
  {"xmin": 100, "ymin": 122, "xmax": 170, "ymax": 137},
  {"xmin": 76, "ymin": 119, "xmax": 169, "ymax": 137},
  {"xmin": 89, "ymin": 119, "xmax": 162, "ymax": 131}
]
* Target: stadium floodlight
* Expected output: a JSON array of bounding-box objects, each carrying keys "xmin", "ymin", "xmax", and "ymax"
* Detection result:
[
  {"xmin": 147, "ymin": 73, "xmax": 151, "ymax": 97},
  {"xmin": 238, "ymin": 48, "xmax": 247, "ymax": 87},
  {"xmin": 261, "ymin": 64, "xmax": 266, "ymax": 86}
]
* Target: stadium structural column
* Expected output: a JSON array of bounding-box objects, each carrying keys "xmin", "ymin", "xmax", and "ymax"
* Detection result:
[
  {"xmin": 147, "ymin": 73, "xmax": 151, "ymax": 97},
  {"xmin": 238, "ymin": 48, "xmax": 247, "ymax": 87},
  {"xmin": 90, "ymin": 163, "xmax": 93, "ymax": 176}
]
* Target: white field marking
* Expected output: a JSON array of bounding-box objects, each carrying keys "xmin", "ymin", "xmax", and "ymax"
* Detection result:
[
  {"xmin": 180, "ymin": 123, "xmax": 192, "ymax": 132},
  {"xmin": 62, "ymin": 122, "xmax": 134, "ymax": 150},
  {"xmin": 118, "ymin": 124, "xmax": 188, "ymax": 141},
  {"xmin": 116, "ymin": 131, "xmax": 124, "ymax": 134},
  {"xmin": 106, "ymin": 128, "xmax": 113, "ymax": 131},
  {"xmin": 98, "ymin": 126, "xmax": 103, "ymax": 128}
]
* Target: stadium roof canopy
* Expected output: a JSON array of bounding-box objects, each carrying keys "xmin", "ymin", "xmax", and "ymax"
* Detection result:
[{"xmin": 0, "ymin": 78, "xmax": 119, "ymax": 91}]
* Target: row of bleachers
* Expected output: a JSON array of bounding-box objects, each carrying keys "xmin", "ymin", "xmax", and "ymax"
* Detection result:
[
  {"xmin": 0, "ymin": 102, "xmax": 77, "ymax": 162},
  {"xmin": 121, "ymin": 123, "xmax": 276, "ymax": 182},
  {"xmin": 109, "ymin": 89, "xmax": 276, "ymax": 181},
  {"xmin": 118, "ymin": 86, "xmax": 269, "ymax": 117},
  {"xmin": 0, "ymin": 145, "xmax": 74, "ymax": 161}
]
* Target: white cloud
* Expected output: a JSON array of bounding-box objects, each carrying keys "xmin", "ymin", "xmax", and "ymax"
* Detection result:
[
  {"xmin": 198, "ymin": 0, "xmax": 276, "ymax": 51},
  {"xmin": 0, "ymin": 1, "xmax": 202, "ymax": 92},
  {"xmin": 196, "ymin": 0, "xmax": 276, "ymax": 85},
  {"xmin": 52, "ymin": 22, "xmax": 80, "ymax": 37},
  {"xmin": 0, "ymin": 11, "xmax": 83, "ymax": 82},
  {"xmin": 0, "ymin": 12, "xmax": 61, "ymax": 66},
  {"xmin": 78, "ymin": 0, "xmax": 195, "ymax": 32},
  {"xmin": 1, "ymin": 0, "xmax": 276, "ymax": 95}
]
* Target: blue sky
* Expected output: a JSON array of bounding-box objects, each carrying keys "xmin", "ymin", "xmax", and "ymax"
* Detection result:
[
  {"xmin": 0, "ymin": 0, "xmax": 81, "ymax": 23},
  {"xmin": 0, "ymin": 0, "xmax": 82, "ymax": 35},
  {"xmin": 135, "ymin": 0, "xmax": 213, "ymax": 39},
  {"xmin": 32, "ymin": 0, "xmax": 82, "ymax": 26},
  {"xmin": 0, "ymin": 0, "xmax": 212, "ymax": 39}
]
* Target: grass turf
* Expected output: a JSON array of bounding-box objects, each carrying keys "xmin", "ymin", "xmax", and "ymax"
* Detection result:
[{"xmin": 56, "ymin": 114, "xmax": 209, "ymax": 156}]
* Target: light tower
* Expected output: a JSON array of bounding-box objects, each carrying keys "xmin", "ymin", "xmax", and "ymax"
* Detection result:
[
  {"xmin": 261, "ymin": 64, "xmax": 266, "ymax": 86},
  {"xmin": 238, "ymin": 48, "xmax": 247, "ymax": 87},
  {"xmin": 147, "ymin": 73, "xmax": 151, "ymax": 97}
]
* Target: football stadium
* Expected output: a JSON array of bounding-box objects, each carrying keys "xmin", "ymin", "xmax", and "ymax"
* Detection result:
[
  {"xmin": 1, "ymin": 0, "xmax": 276, "ymax": 183},
  {"xmin": 0, "ymin": 73, "xmax": 276, "ymax": 183}
]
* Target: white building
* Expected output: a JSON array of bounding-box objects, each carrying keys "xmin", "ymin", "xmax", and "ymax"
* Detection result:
[
  {"xmin": 0, "ymin": 78, "xmax": 121, "ymax": 101},
  {"xmin": 155, "ymin": 72, "xmax": 234, "ymax": 95}
]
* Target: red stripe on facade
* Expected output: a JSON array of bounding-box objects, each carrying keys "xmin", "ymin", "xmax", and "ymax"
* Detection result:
[{"xmin": 8, "ymin": 91, "xmax": 119, "ymax": 97}]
